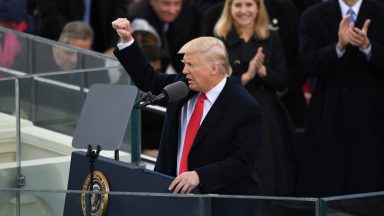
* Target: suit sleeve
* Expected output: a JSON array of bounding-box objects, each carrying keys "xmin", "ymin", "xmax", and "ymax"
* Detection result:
[
  {"xmin": 365, "ymin": 1, "xmax": 384, "ymax": 73},
  {"xmin": 369, "ymin": 39, "xmax": 384, "ymax": 73},
  {"xmin": 258, "ymin": 31, "xmax": 289, "ymax": 91},
  {"xmin": 195, "ymin": 103, "xmax": 262, "ymax": 193},
  {"xmin": 113, "ymin": 42, "xmax": 177, "ymax": 94}
]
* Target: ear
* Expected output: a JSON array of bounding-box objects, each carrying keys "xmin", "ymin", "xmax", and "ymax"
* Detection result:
[{"xmin": 211, "ymin": 64, "xmax": 219, "ymax": 75}]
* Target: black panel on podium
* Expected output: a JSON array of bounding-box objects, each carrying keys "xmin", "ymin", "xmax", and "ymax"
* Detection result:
[{"xmin": 64, "ymin": 152, "xmax": 211, "ymax": 216}]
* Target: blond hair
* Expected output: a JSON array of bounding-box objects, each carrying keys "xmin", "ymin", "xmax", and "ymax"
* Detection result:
[
  {"xmin": 178, "ymin": 37, "xmax": 232, "ymax": 76},
  {"xmin": 214, "ymin": 0, "xmax": 270, "ymax": 40}
]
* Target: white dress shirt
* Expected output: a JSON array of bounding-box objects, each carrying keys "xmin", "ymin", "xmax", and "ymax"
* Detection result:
[
  {"xmin": 117, "ymin": 39, "xmax": 134, "ymax": 50},
  {"xmin": 176, "ymin": 78, "xmax": 227, "ymax": 174}
]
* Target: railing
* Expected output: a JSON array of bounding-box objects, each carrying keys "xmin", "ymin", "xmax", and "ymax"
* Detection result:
[
  {"xmin": 0, "ymin": 188, "xmax": 320, "ymax": 216},
  {"xmin": 0, "ymin": 27, "xmax": 140, "ymax": 193}
]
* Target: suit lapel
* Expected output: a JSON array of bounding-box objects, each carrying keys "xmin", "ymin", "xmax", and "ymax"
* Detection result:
[
  {"xmin": 167, "ymin": 80, "xmax": 231, "ymax": 153},
  {"xmin": 165, "ymin": 90, "xmax": 196, "ymax": 148},
  {"xmin": 190, "ymin": 81, "xmax": 231, "ymax": 151},
  {"xmin": 355, "ymin": 0, "xmax": 371, "ymax": 28},
  {"xmin": 191, "ymin": 101, "xmax": 225, "ymax": 150},
  {"xmin": 325, "ymin": 0, "xmax": 372, "ymax": 31},
  {"xmin": 324, "ymin": 0, "xmax": 343, "ymax": 35}
]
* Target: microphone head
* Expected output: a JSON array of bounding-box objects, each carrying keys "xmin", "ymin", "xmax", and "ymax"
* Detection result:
[{"xmin": 163, "ymin": 81, "xmax": 189, "ymax": 102}]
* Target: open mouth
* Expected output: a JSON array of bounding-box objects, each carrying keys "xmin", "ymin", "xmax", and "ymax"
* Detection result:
[{"xmin": 188, "ymin": 79, "xmax": 195, "ymax": 85}]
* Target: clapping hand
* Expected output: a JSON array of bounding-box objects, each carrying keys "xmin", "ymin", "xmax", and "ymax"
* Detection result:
[
  {"xmin": 242, "ymin": 47, "xmax": 266, "ymax": 85},
  {"xmin": 349, "ymin": 19, "xmax": 371, "ymax": 49},
  {"xmin": 254, "ymin": 47, "xmax": 266, "ymax": 78},
  {"xmin": 337, "ymin": 15, "xmax": 371, "ymax": 50}
]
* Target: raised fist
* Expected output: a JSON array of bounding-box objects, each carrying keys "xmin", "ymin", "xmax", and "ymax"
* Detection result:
[{"xmin": 111, "ymin": 18, "xmax": 133, "ymax": 43}]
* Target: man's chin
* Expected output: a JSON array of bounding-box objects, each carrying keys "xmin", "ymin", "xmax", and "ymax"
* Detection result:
[
  {"xmin": 162, "ymin": 16, "xmax": 178, "ymax": 23},
  {"xmin": 188, "ymin": 85, "xmax": 197, "ymax": 92}
]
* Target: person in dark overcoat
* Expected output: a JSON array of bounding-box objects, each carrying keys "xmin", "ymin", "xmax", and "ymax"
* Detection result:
[
  {"xmin": 113, "ymin": 17, "xmax": 263, "ymax": 215},
  {"xmin": 214, "ymin": 0, "xmax": 296, "ymax": 196},
  {"xmin": 297, "ymin": 0, "xmax": 384, "ymax": 197}
]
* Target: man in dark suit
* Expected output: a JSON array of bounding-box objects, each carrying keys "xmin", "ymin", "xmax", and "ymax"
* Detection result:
[
  {"xmin": 129, "ymin": 0, "xmax": 199, "ymax": 73},
  {"xmin": 112, "ymin": 18, "xmax": 262, "ymax": 197},
  {"xmin": 37, "ymin": 0, "xmax": 127, "ymax": 54},
  {"xmin": 298, "ymin": 0, "xmax": 384, "ymax": 197}
]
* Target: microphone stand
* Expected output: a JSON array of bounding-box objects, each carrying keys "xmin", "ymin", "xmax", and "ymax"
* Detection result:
[
  {"xmin": 133, "ymin": 81, "xmax": 188, "ymax": 109},
  {"xmin": 133, "ymin": 91, "xmax": 158, "ymax": 109}
]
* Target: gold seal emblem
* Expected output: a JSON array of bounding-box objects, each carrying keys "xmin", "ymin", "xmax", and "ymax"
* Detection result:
[{"xmin": 81, "ymin": 171, "xmax": 109, "ymax": 216}]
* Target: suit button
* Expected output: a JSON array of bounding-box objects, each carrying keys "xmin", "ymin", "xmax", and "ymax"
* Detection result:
[{"xmin": 272, "ymin": 18, "xmax": 278, "ymax": 25}]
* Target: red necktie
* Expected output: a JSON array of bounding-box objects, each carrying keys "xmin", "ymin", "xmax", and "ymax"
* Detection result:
[{"xmin": 179, "ymin": 93, "xmax": 207, "ymax": 175}]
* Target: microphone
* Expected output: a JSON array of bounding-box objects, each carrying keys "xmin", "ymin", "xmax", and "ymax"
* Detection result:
[{"xmin": 134, "ymin": 81, "xmax": 189, "ymax": 108}]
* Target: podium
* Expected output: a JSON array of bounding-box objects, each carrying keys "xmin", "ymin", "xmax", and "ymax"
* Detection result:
[
  {"xmin": 63, "ymin": 84, "xmax": 210, "ymax": 215},
  {"xmin": 64, "ymin": 151, "xmax": 211, "ymax": 216}
]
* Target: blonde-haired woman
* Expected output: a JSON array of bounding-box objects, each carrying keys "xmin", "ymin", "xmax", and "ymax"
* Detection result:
[{"xmin": 214, "ymin": 0, "xmax": 296, "ymax": 196}]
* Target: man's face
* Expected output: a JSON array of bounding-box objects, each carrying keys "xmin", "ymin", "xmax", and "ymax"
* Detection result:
[
  {"xmin": 52, "ymin": 38, "xmax": 92, "ymax": 70},
  {"xmin": 182, "ymin": 52, "xmax": 212, "ymax": 93},
  {"xmin": 150, "ymin": 0, "xmax": 182, "ymax": 23},
  {"xmin": 52, "ymin": 47, "xmax": 78, "ymax": 70}
]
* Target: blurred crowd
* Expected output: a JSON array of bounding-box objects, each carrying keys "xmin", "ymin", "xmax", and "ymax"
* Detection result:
[{"xmin": 1, "ymin": 0, "xmax": 383, "ymax": 198}]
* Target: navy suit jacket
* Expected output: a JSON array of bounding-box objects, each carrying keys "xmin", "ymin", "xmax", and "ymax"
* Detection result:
[{"xmin": 114, "ymin": 42, "xmax": 262, "ymax": 195}]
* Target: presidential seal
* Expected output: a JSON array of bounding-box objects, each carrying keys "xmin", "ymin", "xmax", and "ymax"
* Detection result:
[{"xmin": 81, "ymin": 171, "xmax": 109, "ymax": 216}]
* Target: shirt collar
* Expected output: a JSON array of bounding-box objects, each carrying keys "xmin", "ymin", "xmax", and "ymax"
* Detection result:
[
  {"xmin": 338, "ymin": 0, "xmax": 363, "ymax": 18},
  {"xmin": 204, "ymin": 77, "xmax": 227, "ymax": 105}
]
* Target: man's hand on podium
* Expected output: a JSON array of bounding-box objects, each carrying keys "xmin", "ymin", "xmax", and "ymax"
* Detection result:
[{"xmin": 168, "ymin": 171, "xmax": 200, "ymax": 194}]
